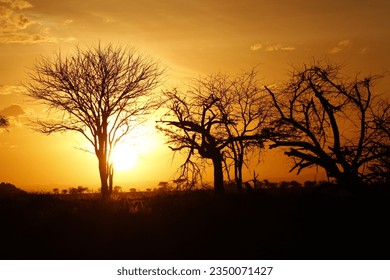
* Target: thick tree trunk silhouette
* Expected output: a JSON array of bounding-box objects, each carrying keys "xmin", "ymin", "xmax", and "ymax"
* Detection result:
[
  {"xmin": 232, "ymin": 141, "xmax": 245, "ymax": 190},
  {"xmin": 211, "ymin": 153, "xmax": 224, "ymax": 193},
  {"xmin": 236, "ymin": 159, "xmax": 243, "ymax": 190},
  {"xmin": 98, "ymin": 157, "xmax": 110, "ymax": 200}
]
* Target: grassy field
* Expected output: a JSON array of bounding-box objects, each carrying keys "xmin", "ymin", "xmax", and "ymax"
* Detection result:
[{"xmin": 1, "ymin": 186, "xmax": 389, "ymax": 260}]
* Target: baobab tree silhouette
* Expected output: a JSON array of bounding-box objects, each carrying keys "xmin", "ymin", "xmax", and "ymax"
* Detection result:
[
  {"xmin": 265, "ymin": 61, "xmax": 390, "ymax": 186},
  {"xmin": 158, "ymin": 70, "xmax": 271, "ymax": 192}
]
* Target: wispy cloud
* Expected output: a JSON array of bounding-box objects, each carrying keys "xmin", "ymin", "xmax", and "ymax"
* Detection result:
[
  {"xmin": 265, "ymin": 44, "xmax": 296, "ymax": 52},
  {"xmin": 0, "ymin": 0, "xmax": 75, "ymax": 44},
  {"xmin": 0, "ymin": 0, "xmax": 32, "ymax": 10},
  {"xmin": 63, "ymin": 19, "xmax": 73, "ymax": 25},
  {"xmin": 250, "ymin": 42, "xmax": 296, "ymax": 52},
  {"xmin": 0, "ymin": 84, "xmax": 27, "ymax": 95},
  {"xmin": 0, "ymin": 1, "xmax": 32, "ymax": 29},
  {"xmin": 358, "ymin": 47, "xmax": 368, "ymax": 54},
  {"xmin": 329, "ymin": 39, "xmax": 351, "ymax": 54},
  {"xmin": 250, "ymin": 43, "xmax": 262, "ymax": 51}
]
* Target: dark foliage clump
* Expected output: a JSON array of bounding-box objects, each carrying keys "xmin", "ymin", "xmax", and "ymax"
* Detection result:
[{"xmin": 0, "ymin": 182, "xmax": 27, "ymax": 198}]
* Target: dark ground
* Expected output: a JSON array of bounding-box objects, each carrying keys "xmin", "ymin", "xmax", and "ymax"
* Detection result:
[{"xmin": 0, "ymin": 187, "xmax": 389, "ymax": 260}]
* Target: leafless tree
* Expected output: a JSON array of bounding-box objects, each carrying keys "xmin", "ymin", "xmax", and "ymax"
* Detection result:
[
  {"xmin": 158, "ymin": 71, "xmax": 269, "ymax": 192},
  {"xmin": 265, "ymin": 61, "xmax": 389, "ymax": 186},
  {"xmin": 26, "ymin": 43, "xmax": 163, "ymax": 200},
  {"xmin": 217, "ymin": 70, "xmax": 272, "ymax": 190},
  {"xmin": 367, "ymin": 100, "xmax": 390, "ymax": 183},
  {"xmin": 158, "ymin": 87, "xmax": 225, "ymax": 192}
]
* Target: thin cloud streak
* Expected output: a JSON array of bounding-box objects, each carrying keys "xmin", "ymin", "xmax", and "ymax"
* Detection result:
[
  {"xmin": 0, "ymin": 85, "xmax": 26, "ymax": 95},
  {"xmin": 250, "ymin": 43, "xmax": 262, "ymax": 51},
  {"xmin": 250, "ymin": 42, "xmax": 296, "ymax": 52},
  {"xmin": 265, "ymin": 44, "xmax": 296, "ymax": 52},
  {"xmin": 329, "ymin": 39, "xmax": 351, "ymax": 54}
]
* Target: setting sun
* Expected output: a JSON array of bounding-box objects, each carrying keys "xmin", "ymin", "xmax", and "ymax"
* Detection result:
[{"xmin": 111, "ymin": 142, "xmax": 138, "ymax": 171}]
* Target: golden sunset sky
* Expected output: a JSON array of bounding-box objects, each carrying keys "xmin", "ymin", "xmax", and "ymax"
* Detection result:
[{"xmin": 1, "ymin": 0, "xmax": 390, "ymax": 191}]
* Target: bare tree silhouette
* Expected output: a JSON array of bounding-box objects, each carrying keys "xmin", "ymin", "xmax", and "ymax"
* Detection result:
[
  {"xmin": 158, "ymin": 88, "xmax": 225, "ymax": 192},
  {"xmin": 26, "ymin": 43, "xmax": 163, "ymax": 200},
  {"xmin": 265, "ymin": 61, "xmax": 389, "ymax": 186},
  {"xmin": 368, "ymin": 100, "xmax": 390, "ymax": 183},
  {"xmin": 217, "ymin": 70, "xmax": 272, "ymax": 190},
  {"xmin": 158, "ymin": 71, "xmax": 269, "ymax": 192}
]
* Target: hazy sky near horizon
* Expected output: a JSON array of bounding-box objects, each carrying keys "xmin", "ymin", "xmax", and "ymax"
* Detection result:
[{"xmin": 1, "ymin": 0, "xmax": 390, "ymax": 191}]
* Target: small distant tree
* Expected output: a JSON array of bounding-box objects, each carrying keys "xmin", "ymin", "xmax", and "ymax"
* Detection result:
[
  {"xmin": 157, "ymin": 181, "xmax": 171, "ymax": 191},
  {"xmin": 0, "ymin": 116, "xmax": 8, "ymax": 128},
  {"xmin": 26, "ymin": 43, "xmax": 163, "ymax": 200},
  {"xmin": 265, "ymin": 61, "xmax": 389, "ymax": 186},
  {"xmin": 77, "ymin": 186, "xmax": 88, "ymax": 194},
  {"xmin": 68, "ymin": 187, "xmax": 78, "ymax": 195},
  {"xmin": 52, "ymin": 188, "xmax": 59, "ymax": 194},
  {"xmin": 113, "ymin": 186, "xmax": 122, "ymax": 193},
  {"xmin": 61, "ymin": 189, "xmax": 68, "ymax": 194}
]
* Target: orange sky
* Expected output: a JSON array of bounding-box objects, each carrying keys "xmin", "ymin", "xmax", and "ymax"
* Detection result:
[{"xmin": 1, "ymin": 0, "xmax": 390, "ymax": 191}]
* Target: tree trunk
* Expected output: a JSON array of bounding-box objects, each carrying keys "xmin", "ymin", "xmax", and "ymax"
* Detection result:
[
  {"xmin": 212, "ymin": 154, "xmax": 224, "ymax": 193},
  {"xmin": 235, "ymin": 156, "xmax": 244, "ymax": 191},
  {"xmin": 337, "ymin": 169, "xmax": 364, "ymax": 189},
  {"xmin": 108, "ymin": 163, "xmax": 114, "ymax": 196},
  {"xmin": 98, "ymin": 156, "xmax": 112, "ymax": 200}
]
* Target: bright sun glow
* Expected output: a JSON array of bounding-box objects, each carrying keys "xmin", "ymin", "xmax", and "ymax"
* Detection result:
[
  {"xmin": 103, "ymin": 121, "xmax": 161, "ymax": 172},
  {"xmin": 111, "ymin": 142, "xmax": 138, "ymax": 171}
]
